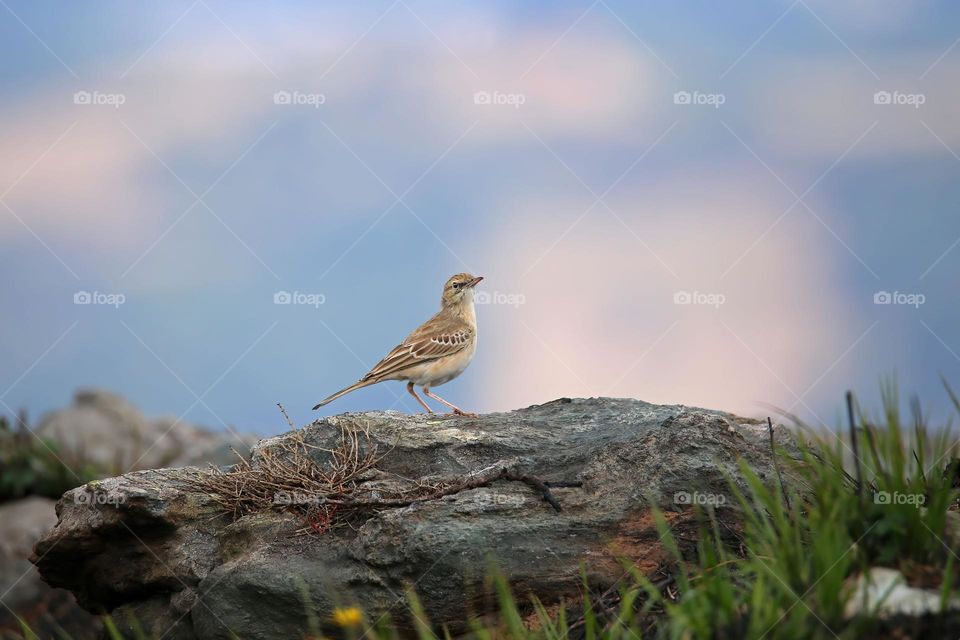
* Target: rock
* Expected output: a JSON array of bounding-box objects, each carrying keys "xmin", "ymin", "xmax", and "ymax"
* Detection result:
[
  {"xmin": 0, "ymin": 497, "xmax": 58, "ymax": 617},
  {"xmin": 0, "ymin": 497, "xmax": 101, "ymax": 639},
  {"xmin": 32, "ymin": 398, "xmax": 799, "ymax": 639},
  {"xmin": 843, "ymin": 567, "xmax": 960, "ymax": 619},
  {"xmin": 36, "ymin": 389, "xmax": 259, "ymax": 472}
]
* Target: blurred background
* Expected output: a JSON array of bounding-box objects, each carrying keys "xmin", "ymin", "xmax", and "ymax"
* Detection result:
[
  {"xmin": 2, "ymin": 2, "xmax": 960, "ymax": 635},
  {"xmin": 1, "ymin": 0, "xmax": 959, "ymax": 441}
]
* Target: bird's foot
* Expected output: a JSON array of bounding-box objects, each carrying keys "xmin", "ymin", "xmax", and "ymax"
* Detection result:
[{"xmin": 450, "ymin": 409, "xmax": 478, "ymax": 418}]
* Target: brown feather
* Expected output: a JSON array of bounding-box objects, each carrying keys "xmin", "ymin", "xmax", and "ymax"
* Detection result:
[{"xmin": 361, "ymin": 310, "xmax": 474, "ymax": 382}]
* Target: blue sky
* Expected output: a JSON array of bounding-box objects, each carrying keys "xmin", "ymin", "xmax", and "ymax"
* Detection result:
[{"xmin": 1, "ymin": 0, "xmax": 959, "ymax": 436}]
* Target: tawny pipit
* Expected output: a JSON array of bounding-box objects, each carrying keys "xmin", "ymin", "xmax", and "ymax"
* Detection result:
[{"xmin": 312, "ymin": 273, "xmax": 483, "ymax": 416}]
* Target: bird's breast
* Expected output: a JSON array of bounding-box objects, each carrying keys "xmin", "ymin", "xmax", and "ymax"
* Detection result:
[{"xmin": 413, "ymin": 339, "xmax": 477, "ymax": 387}]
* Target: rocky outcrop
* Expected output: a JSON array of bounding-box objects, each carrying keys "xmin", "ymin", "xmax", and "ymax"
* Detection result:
[
  {"xmin": 36, "ymin": 389, "xmax": 259, "ymax": 471},
  {"xmin": 0, "ymin": 497, "xmax": 100, "ymax": 639},
  {"xmin": 1, "ymin": 390, "xmax": 259, "ymax": 639},
  {"xmin": 32, "ymin": 398, "xmax": 798, "ymax": 639}
]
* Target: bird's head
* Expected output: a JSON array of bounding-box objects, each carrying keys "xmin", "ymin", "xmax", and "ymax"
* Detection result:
[{"xmin": 441, "ymin": 272, "xmax": 483, "ymax": 308}]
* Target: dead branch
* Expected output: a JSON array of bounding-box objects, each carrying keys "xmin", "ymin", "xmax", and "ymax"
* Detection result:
[
  {"xmin": 338, "ymin": 462, "xmax": 578, "ymax": 512},
  {"xmin": 276, "ymin": 402, "xmax": 296, "ymax": 431},
  {"xmin": 177, "ymin": 427, "xmax": 579, "ymax": 533}
]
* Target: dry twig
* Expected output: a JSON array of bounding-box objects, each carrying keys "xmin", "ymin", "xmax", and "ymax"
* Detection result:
[{"xmin": 178, "ymin": 426, "xmax": 576, "ymax": 533}]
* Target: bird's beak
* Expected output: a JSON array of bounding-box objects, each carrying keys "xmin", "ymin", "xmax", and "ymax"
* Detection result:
[{"xmin": 467, "ymin": 276, "xmax": 483, "ymax": 288}]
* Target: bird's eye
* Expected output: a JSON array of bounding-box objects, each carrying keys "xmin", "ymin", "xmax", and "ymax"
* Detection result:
[{"xmin": 452, "ymin": 282, "xmax": 462, "ymax": 289}]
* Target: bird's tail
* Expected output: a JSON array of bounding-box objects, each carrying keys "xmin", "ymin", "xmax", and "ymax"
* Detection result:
[{"xmin": 312, "ymin": 379, "xmax": 377, "ymax": 411}]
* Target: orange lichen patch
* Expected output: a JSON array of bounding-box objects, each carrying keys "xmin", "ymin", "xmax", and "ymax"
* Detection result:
[
  {"xmin": 599, "ymin": 509, "xmax": 699, "ymax": 576},
  {"xmin": 522, "ymin": 601, "xmax": 566, "ymax": 631}
]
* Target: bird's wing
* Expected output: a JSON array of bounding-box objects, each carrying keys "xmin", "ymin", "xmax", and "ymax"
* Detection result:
[{"xmin": 361, "ymin": 314, "xmax": 474, "ymax": 382}]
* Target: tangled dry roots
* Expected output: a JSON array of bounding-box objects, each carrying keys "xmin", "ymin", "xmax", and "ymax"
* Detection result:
[
  {"xmin": 180, "ymin": 423, "xmax": 576, "ymax": 534},
  {"xmin": 180, "ymin": 425, "xmax": 440, "ymax": 534}
]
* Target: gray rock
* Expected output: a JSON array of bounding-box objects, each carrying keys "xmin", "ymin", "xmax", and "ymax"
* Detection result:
[
  {"xmin": 843, "ymin": 567, "xmax": 960, "ymax": 619},
  {"xmin": 0, "ymin": 497, "xmax": 100, "ymax": 639},
  {"xmin": 32, "ymin": 398, "xmax": 799, "ymax": 639},
  {"xmin": 36, "ymin": 389, "xmax": 258, "ymax": 472},
  {"xmin": 0, "ymin": 497, "xmax": 58, "ymax": 614}
]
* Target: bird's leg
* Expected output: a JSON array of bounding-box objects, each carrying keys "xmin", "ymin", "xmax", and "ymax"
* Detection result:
[
  {"xmin": 407, "ymin": 381, "xmax": 433, "ymax": 414},
  {"xmin": 422, "ymin": 387, "xmax": 477, "ymax": 417}
]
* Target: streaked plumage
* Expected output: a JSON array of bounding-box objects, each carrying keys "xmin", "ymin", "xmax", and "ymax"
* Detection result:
[{"xmin": 312, "ymin": 273, "xmax": 482, "ymax": 415}]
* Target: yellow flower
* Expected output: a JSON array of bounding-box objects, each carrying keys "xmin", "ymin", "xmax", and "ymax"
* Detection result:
[{"xmin": 332, "ymin": 607, "xmax": 363, "ymax": 627}]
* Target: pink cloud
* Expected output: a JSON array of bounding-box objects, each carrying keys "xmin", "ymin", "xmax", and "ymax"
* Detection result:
[{"xmin": 472, "ymin": 168, "xmax": 863, "ymax": 419}]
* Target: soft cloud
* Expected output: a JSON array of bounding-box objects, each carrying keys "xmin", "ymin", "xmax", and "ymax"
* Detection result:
[
  {"xmin": 0, "ymin": 13, "xmax": 667, "ymax": 289},
  {"xmin": 747, "ymin": 55, "xmax": 960, "ymax": 158},
  {"xmin": 473, "ymin": 168, "xmax": 862, "ymax": 419},
  {"xmin": 0, "ymin": 73, "xmax": 272, "ymax": 248}
]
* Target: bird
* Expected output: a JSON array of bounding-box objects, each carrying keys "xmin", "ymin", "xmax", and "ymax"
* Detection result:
[{"xmin": 312, "ymin": 273, "xmax": 483, "ymax": 416}]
